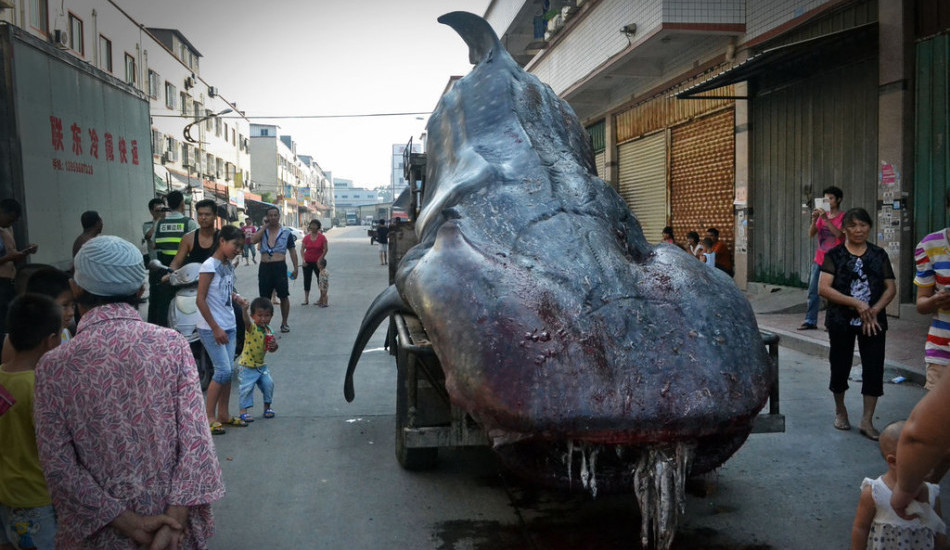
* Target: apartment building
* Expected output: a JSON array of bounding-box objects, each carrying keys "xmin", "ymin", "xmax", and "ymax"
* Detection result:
[{"xmin": 485, "ymin": 0, "xmax": 941, "ymax": 314}]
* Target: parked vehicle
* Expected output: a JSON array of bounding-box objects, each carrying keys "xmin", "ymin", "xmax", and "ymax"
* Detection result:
[
  {"xmin": 149, "ymin": 260, "xmax": 212, "ymax": 390},
  {"xmin": 345, "ymin": 212, "xmax": 359, "ymax": 225},
  {"xmin": 0, "ymin": 25, "xmax": 155, "ymax": 271}
]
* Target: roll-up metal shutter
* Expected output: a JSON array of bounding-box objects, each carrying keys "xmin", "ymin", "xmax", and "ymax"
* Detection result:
[
  {"xmin": 617, "ymin": 132, "xmax": 667, "ymax": 244},
  {"xmin": 670, "ymin": 109, "xmax": 735, "ymax": 251},
  {"xmin": 594, "ymin": 151, "xmax": 606, "ymax": 180}
]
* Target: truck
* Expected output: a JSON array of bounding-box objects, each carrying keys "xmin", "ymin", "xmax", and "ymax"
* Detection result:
[
  {"xmin": 345, "ymin": 212, "xmax": 358, "ymax": 226},
  {"xmin": 0, "ymin": 24, "xmax": 155, "ymax": 270}
]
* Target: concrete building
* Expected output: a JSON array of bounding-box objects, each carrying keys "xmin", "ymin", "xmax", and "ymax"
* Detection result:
[
  {"xmin": 1, "ymin": 0, "xmax": 252, "ymax": 220},
  {"xmin": 485, "ymin": 0, "xmax": 938, "ymax": 315},
  {"xmin": 391, "ymin": 141, "xmax": 422, "ymax": 200}
]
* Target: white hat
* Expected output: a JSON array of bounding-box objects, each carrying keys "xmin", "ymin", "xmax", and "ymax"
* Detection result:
[{"xmin": 73, "ymin": 236, "xmax": 146, "ymax": 297}]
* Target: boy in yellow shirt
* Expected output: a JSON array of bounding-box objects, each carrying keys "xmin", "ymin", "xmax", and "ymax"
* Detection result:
[
  {"xmin": 237, "ymin": 297, "xmax": 279, "ymax": 422},
  {"xmin": 0, "ymin": 294, "xmax": 63, "ymax": 550}
]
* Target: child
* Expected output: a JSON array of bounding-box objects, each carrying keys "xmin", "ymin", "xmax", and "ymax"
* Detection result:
[
  {"xmin": 700, "ymin": 238, "xmax": 717, "ymax": 268},
  {"xmin": 196, "ymin": 225, "xmax": 248, "ymax": 435},
  {"xmin": 317, "ymin": 258, "xmax": 329, "ymax": 307},
  {"xmin": 237, "ymin": 297, "xmax": 278, "ymax": 422},
  {"xmin": 0, "ymin": 267, "xmax": 75, "ymax": 364},
  {"xmin": 0, "ymin": 294, "xmax": 64, "ymax": 550},
  {"xmin": 852, "ymin": 420, "xmax": 947, "ymax": 549}
]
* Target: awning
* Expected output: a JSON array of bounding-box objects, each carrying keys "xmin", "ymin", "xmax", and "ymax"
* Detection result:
[
  {"xmin": 677, "ymin": 23, "xmax": 877, "ymax": 99},
  {"xmin": 244, "ymin": 199, "xmax": 279, "ymax": 224},
  {"xmin": 167, "ymin": 170, "xmax": 201, "ymax": 190},
  {"xmin": 153, "ymin": 165, "xmax": 170, "ymax": 194},
  {"xmin": 393, "ymin": 188, "xmax": 410, "ymax": 211}
]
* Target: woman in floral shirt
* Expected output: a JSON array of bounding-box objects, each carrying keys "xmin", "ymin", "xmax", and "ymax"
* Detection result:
[{"xmin": 33, "ymin": 236, "xmax": 224, "ymax": 549}]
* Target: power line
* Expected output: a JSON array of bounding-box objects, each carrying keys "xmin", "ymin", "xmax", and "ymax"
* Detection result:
[{"xmin": 150, "ymin": 111, "xmax": 431, "ymax": 120}]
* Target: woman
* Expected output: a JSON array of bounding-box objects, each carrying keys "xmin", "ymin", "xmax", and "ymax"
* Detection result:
[
  {"xmin": 33, "ymin": 236, "xmax": 224, "ymax": 548},
  {"xmin": 300, "ymin": 219, "xmax": 328, "ymax": 305},
  {"xmin": 819, "ymin": 208, "xmax": 896, "ymax": 441}
]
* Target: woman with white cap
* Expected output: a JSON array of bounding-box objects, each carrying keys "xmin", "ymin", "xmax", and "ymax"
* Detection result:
[{"xmin": 32, "ymin": 235, "xmax": 224, "ymax": 549}]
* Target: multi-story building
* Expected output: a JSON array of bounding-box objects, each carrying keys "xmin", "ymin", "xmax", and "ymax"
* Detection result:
[
  {"xmin": 248, "ymin": 124, "xmax": 300, "ymax": 226},
  {"xmin": 1, "ymin": 0, "xmax": 252, "ymax": 222},
  {"xmin": 391, "ymin": 142, "xmax": 423, "ymax": 201},
  {"xmin": 485, "ymin": 0, "xmax": 938, "ymax": 315},
  {"xmin": 333, "ymin": 178, "xmax": 386, "ymax": 223}
]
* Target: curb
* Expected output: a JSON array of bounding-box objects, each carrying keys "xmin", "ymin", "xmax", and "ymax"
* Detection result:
[{"xmin": 758, "ymin": 323, "xmax": 927, "ymax": 387}]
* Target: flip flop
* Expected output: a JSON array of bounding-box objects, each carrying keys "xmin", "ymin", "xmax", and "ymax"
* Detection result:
[
  {"xmin": 860, "ymin": 427, "xmax": 880, "ymax": 441},
  {"xmin": 209, "ymin": 421, "xmax": 226, "ymax": 435},
  {"xmin": 223, "ymin": 417, "xmax": 248, "ymax": 427},
  {"xmin": 239, "ymin": 413, "xmax": 254, "ymax": 423},
  {"xmin": 834, "ymin": 416, "xmax": 851, "ymax": 431},
  {"xmin": 263, "ymin": 408, "xmax": 276, "ymax": 419},
  {"xmin": 280, "ymin": 325, "xmax": 290, "ymax": 333}
]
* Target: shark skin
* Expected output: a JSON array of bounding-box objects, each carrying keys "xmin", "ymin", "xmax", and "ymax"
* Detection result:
[{"xmin": 345, "ymin": 11, "xmax": 772, "ymax": 490}]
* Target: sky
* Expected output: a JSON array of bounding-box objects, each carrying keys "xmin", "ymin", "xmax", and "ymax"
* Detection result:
[{"xmin": 118, "ymin": 0, "xmax": 491, "ymax": 190}]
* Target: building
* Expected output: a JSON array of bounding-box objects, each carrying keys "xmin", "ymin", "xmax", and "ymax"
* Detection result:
[
  {"xmin": 391, "ymin": 142, "xmax": 423, "ymax": 199},
  {"xmin": 1, "ymin": 0, "xmax": 252, "ymax": 222},
  {"xmin": 485, "ymin": 0, "xmax": 938, "ymax": 315}
]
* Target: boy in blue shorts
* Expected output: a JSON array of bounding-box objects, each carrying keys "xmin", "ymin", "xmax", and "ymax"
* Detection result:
[
  {"xmin": 238, "ymin": 297, "xmax": 279, "ymax": 422},
  {"xmin": 0, "ymin": 294, "xmax": 63, "ymax": 550}
]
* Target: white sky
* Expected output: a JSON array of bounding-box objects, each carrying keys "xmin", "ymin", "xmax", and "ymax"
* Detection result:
[{"xmin": 118, "ymin": 0, "xmax": 491, "ymax": 190}]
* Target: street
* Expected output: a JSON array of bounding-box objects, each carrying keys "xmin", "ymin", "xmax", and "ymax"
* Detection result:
[{"xmin": 209, "ymin": 225, "xmax": 946, "ymax": 549}]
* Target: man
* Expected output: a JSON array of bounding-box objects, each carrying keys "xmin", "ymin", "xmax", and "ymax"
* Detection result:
[
  {"xmin": 375, "ymin": 219, "xmax": 389, "ymax": 266},
  {"xmin": 147, "ymin": 191, "xmax": 197, "ymax": 326},
  {"xmin": 142, "ymin": 198, "xmax": 168, "ymax": 263},
  {"xmin": 168, "ymin": 199, "xmax": 217, "ymax": 271},
  {"xmin": 0, "ymin": 199, "xmax": 37, "ymax": 343},
  {"xmin": 250, "ymin": 207, "xmax": 299, "ymax": 332},
  {"xmin": 240, "ymin": 220, "xmax": 258, "ymax": 266},
  {"xmin": 71, "ymin": 210, "xmax": 103, "ymax": 258},
  {"xmin": 799, "ymin": 186, "xmax": 844, "ymax": 330},
  {"xmin": 913, "ymin": 190, "xmax": 950, "ymax": 389},
  {"xmin": 705, "ymin": 227, "xmax": 733, "ymax": 276}
]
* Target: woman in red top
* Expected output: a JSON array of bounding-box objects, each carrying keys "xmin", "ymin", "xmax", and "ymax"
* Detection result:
[{"xmin": 301, "ymin": 219, "xmax": 328, "ymax": 305}]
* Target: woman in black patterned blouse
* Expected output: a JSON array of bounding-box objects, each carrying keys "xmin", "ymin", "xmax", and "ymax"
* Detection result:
[{"xmin": 819, "ymin": 207, "xmax": 896, "ymax": 441}]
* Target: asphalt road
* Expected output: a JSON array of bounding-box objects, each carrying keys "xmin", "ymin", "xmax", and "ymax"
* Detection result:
[{"xmin": 207, "ymin": 225, "xmax": 947, "ymax": 549}]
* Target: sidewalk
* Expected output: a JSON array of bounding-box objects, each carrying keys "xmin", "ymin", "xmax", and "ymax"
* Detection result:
[{"xmin": 747, "ymin": 283, "xmax": 930, "ymax": 385}]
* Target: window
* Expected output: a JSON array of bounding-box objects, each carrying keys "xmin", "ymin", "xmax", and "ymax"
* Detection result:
[
  {"xmin": 124, "ymin": 53, "xmax": 136, "ymax": 86},
  {"xmin": 68, "ymin": 14, "xmax": 83, "ymax": 55},
  {"xmin": 147, "ymin": 70, "xmax": 160, "ymax": 99},
  {"xmin": 164, "ymin": 82, "xmax": 177, "ymax": 110},
  {"xmin": 260, "ymin": 128, "xmax": 269, "ymax": 137},
  {"xmin": 98, "ymin": 35, "xmax": 112, "ymax": 72},
  {"xmin": 30, "ymin": 0, "xmax": 48, "ymax": 34},
  {"xmin": 215, "ymin": 117, "xmax": 222, "ymax": 137},
  {"xmin": 179, "ymin": 92, "xmax": 188, "ymax": 115},
  {"xmin": 231, "ymin": 128, "xmax": 236, "ymax": 144}
]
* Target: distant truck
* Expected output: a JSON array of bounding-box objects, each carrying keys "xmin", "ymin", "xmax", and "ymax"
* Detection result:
[
  {"xmin": 345, "ymin": 212, "xmax": 358, "ymax": 226},
  {"xmin": 0, "ymin": 24, "xmax": 155, "ymax": 270}
]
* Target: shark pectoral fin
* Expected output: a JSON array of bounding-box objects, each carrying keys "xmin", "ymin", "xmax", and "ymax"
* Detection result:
[{"xmin": 344, "ymin": 285, "xmax": 412, "ymax": 402}]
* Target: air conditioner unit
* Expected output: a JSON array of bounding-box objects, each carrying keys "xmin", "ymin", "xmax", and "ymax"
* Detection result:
[
  {"xmin": 207, "ymin": 86, "xmax": 217, "ymax": 97},
  {"xmin": 52, "ymin": 29, "xmax": 69, "ymax": 49},
  {"xmin": 184, "ymin": 76, "xmax": 195, "ymax": 89}
]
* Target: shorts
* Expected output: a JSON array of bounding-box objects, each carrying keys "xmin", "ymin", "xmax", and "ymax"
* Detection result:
[
  {"xmin": 258, "ymin": 261, "xmax": 289, "ymax": 299},
  {"xmin": 0, "ymin": 504, "xmax": 57, "ymax": 550},
  {"xmin": 377, "ymin": 242, "xmax": 387, "ymax": 252},
  {"xmin": 926, "ymin": 362, "xmax": 946, "ymax": 390}
]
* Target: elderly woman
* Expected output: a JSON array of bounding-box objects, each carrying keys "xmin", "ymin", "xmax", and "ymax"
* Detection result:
[
  {"xmin": 819, "ymin": 208, "xmax": 896, "ymax": 441},
  {"xmin": 33, "ymin": 236, "xmax": 224, "ymax": 549}
]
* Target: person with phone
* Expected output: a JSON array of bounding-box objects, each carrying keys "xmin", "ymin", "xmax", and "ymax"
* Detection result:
[
  {"xmin": 800, "ymin": 186, "xmax": 845, "ymax": 330},
  {"xmin": 0, "ymin": 199, "xmax": 37, "ymax": 347}
]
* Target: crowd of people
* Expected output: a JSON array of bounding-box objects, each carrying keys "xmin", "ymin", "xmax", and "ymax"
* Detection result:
[
  {"xmin": 1, "ymin": 188, "xmax": 950, "ymax": 548},
  {"xmin": 0, "ymin": 193, "xmax": 332, "ymax": 548}
]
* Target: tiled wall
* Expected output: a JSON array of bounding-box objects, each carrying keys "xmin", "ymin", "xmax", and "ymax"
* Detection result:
[
  {"xmin": 531, "ymin": 0, "xmax": 662, "ymax": 94},
  {"xmin": 746, "ymin": 0, "xmax": 829, "ymax": 37},
  {"xmin": 664, "ymin": 0, "xmax": 745, "ymax": 24}
]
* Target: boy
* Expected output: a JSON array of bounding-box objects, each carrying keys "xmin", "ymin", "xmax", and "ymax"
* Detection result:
[
  {"xmin": 237, "ymin": 297, "xmax": 279, "ymax": 422},
  {"xmin": 0, "ymin": 294, "xmax": 63, "ymax": 550},
  {"xmin": 1, "ymin": 267, "xmax": 75, "ymax": 364},
  {"xmin": 317, "ymin": 258, "xmax": 329, "ymax": 307},
  {"xmin": 699, "ymin": 238, "xmax": 717, "ymax": 269}
]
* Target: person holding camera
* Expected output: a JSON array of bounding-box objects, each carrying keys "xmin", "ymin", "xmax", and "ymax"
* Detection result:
[{"xmin": 799, "ymin": 186, "xmax": 845, "ymax": 330}]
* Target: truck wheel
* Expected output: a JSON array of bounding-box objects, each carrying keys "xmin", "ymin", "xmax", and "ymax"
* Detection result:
[{"xmin": 395, "ymin": 360, "xmax": 437, "ymax": 471}]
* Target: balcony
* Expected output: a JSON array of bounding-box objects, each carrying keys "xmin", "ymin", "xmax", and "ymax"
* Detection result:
[{"xmin": 486, "ymin": 0, "xmax": 745, "ymax": 120}]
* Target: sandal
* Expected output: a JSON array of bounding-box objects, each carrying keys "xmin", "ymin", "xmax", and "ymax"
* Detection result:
[
  {"xmin": 223, "ymin": 417, "xmax": 248, "ymax": 427},
  {"xmin": 263, "ymin": 408, "xmax": 276, "ymax": 419},
  {"xmin": 280, "ymin": 325, "xmax": 290, "ymax": 333},
  {"xmin": 209, "ymin": 421, "xmax": 226, "ymax": 435},
  {"xmin": 239, "ymin": 412, "xmax": 254, "ymax": 423},
  {"xmin": 797, "ymin": 322, "xmax": 817, "ymax": 330}
]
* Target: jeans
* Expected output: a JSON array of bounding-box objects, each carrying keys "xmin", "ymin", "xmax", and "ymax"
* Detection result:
[
  {"xmin": 239, "ymin": 365, "xmax": 274, "ymax": 410},
  {"xmin": 198, "ymin": 328, "xmax": 237, "ymax": 385},
  {"xmin": 0, "ymin": 504, "xmax": 57, "ymax": 550},
  {"xmin": 805, "ymin": 263, "xmax": 821, "ymax": 326}
]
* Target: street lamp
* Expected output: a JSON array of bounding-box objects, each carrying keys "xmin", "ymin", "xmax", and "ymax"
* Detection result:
[{"xmin": 182, "ymin": 108, "xmax": 232, "ymax": 211}]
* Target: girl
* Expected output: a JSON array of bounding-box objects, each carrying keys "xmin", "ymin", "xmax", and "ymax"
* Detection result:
[
  {"xmin": 196, "ymin": 225, "xmax": 248, "ymax": 435},
  {"xmin": 300, "ymin": 219, "xmax": 328, "ymax": 306},
  {"xmin": 852, "ymin": 420, "xmax": 946, "ymax": 549}
]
